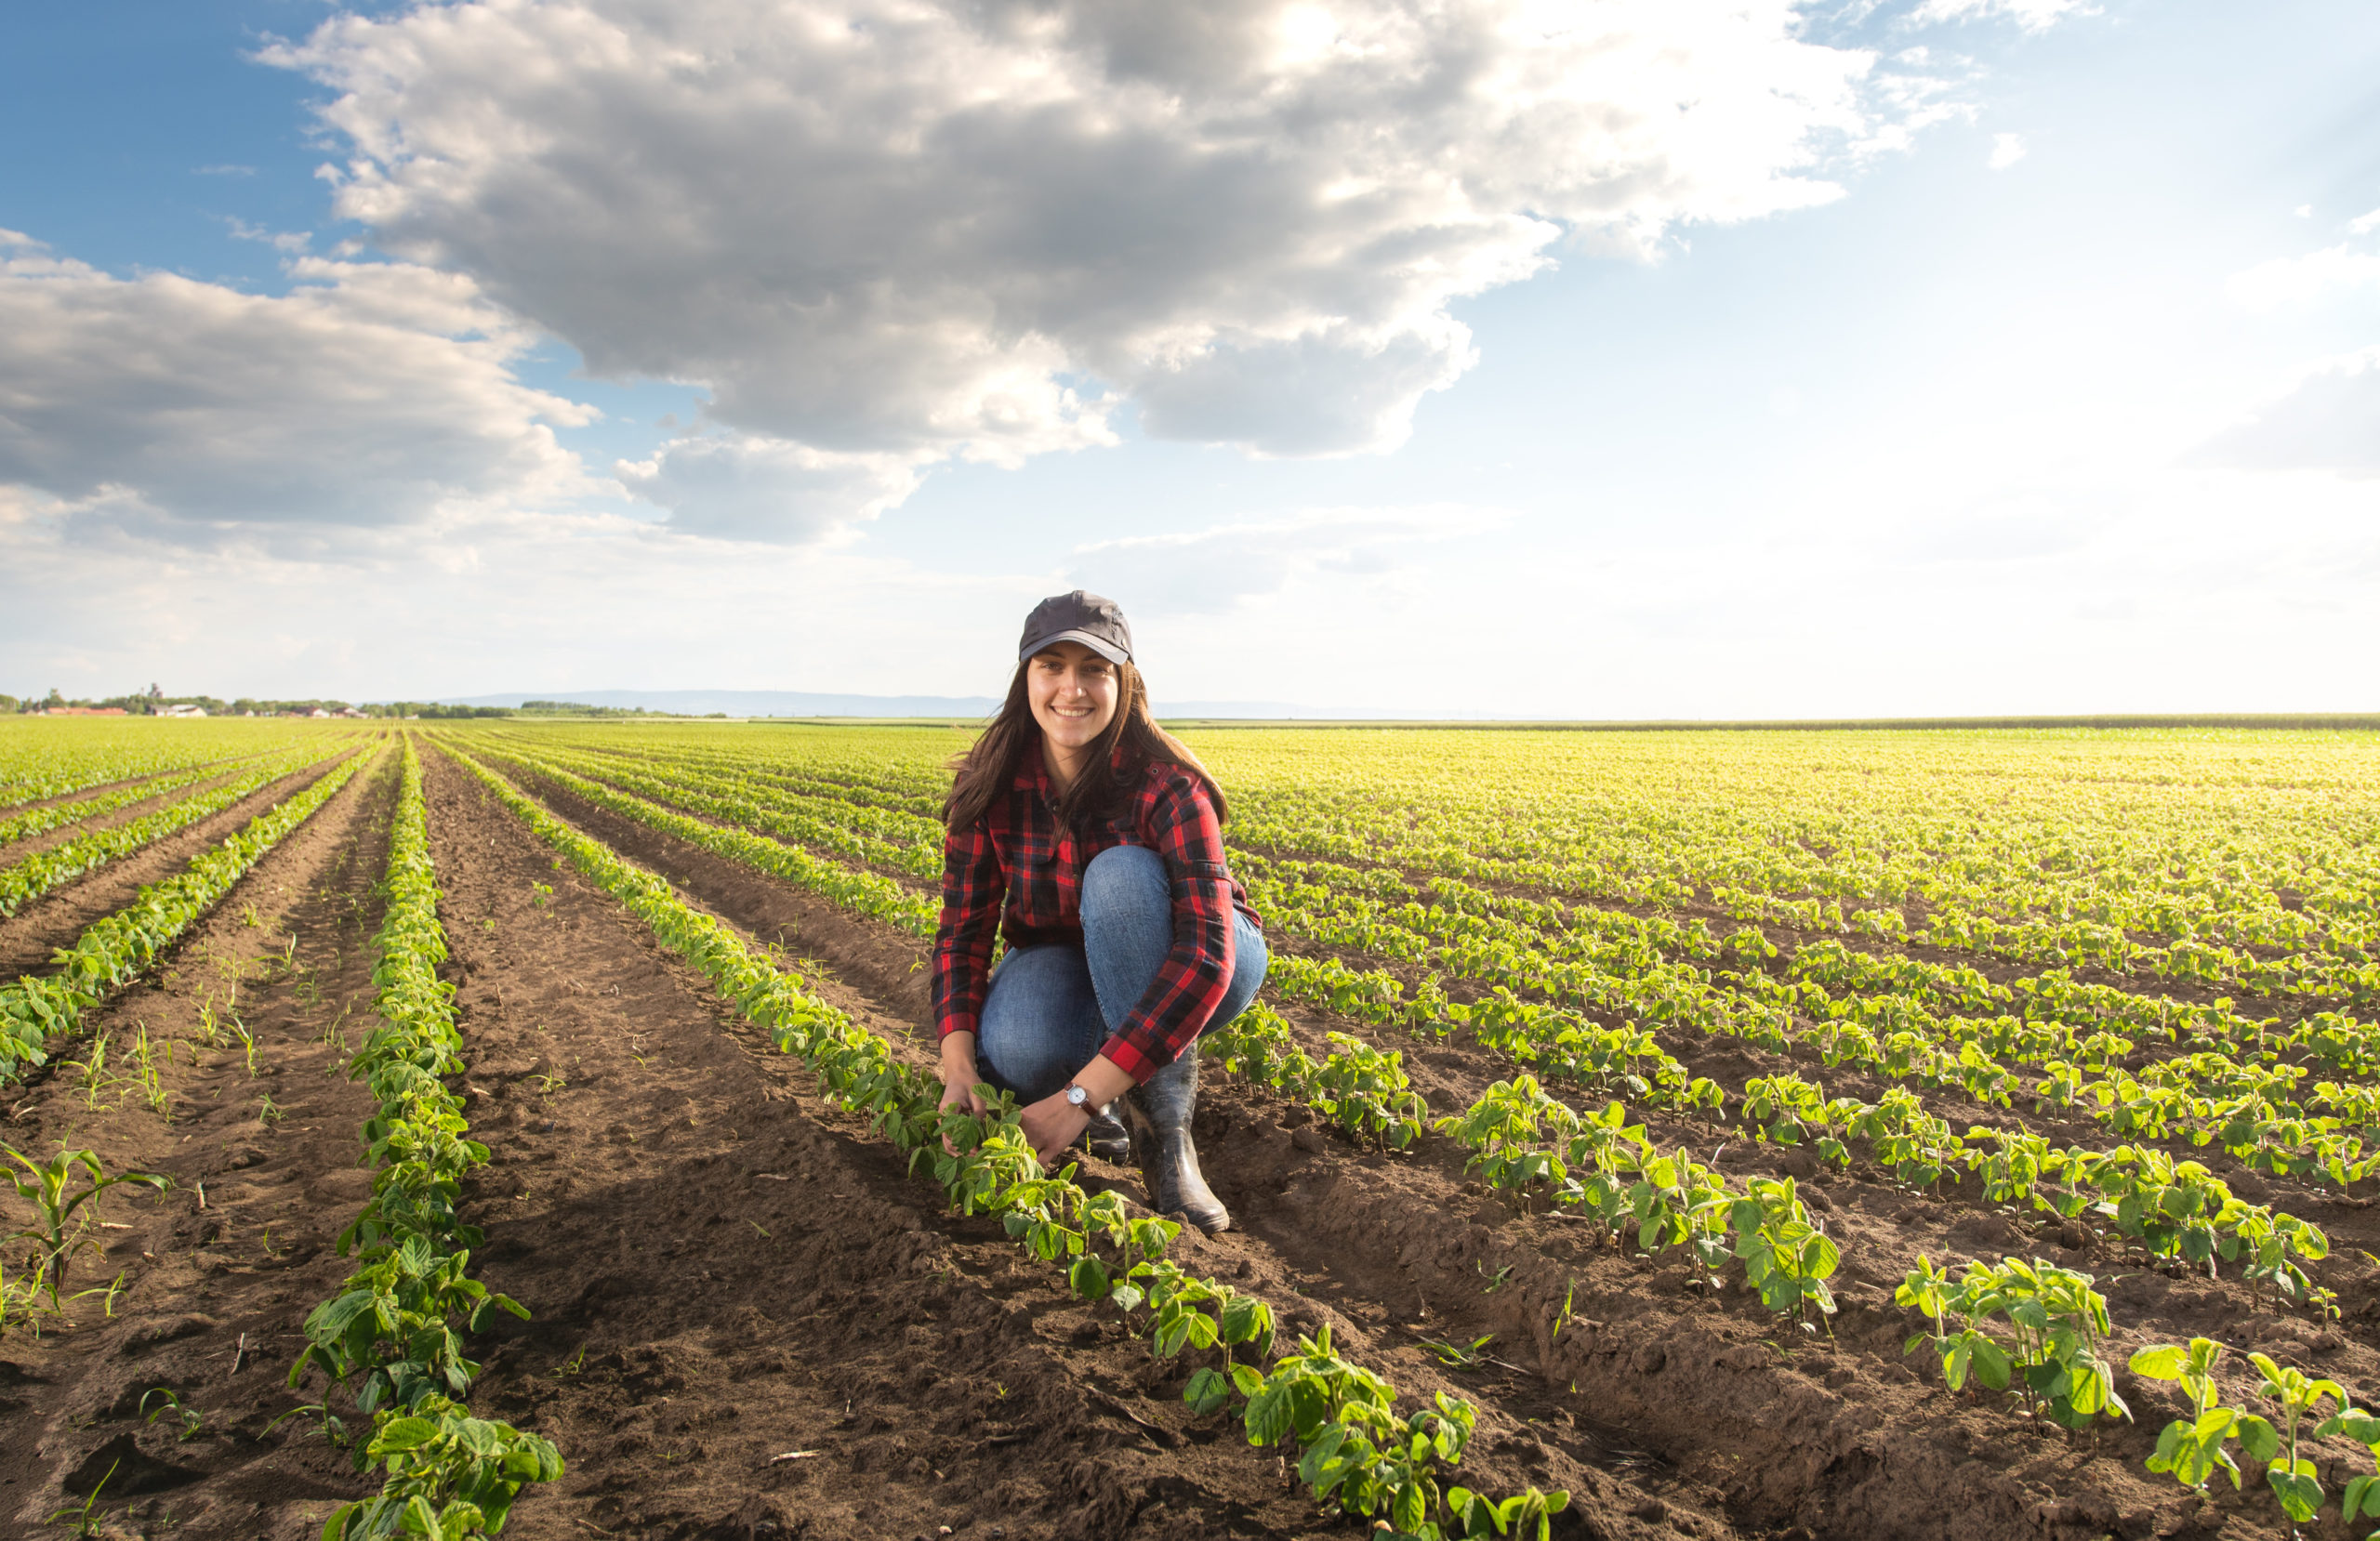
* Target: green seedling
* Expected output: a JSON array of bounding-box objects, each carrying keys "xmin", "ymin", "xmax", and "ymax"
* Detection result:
[
  {"xmin": 241, "ymin": 902, "xmax": 260, "ymax": 928},
  {"xmin": 129, "ymin": 1025, "xmax": 171, "ymax": 1116},
  {"xmin": 139, "ymin": 1387, "xmax": 205, "ymax": 1442},
  {"xmin": 531, "ymin": 882, "xmax": 554, "ymax": 907},
  {"xmin": 67, "ymin": 1034, "xmax": 118, "ymax": 1113},
  {"xmin": 1419, "ymin": 1334, "xmax": 1496, "ymax": 1368},
  {"xmin": 262, "ymin": 1402, "xmax": 350, "ymax": 1448},
  {"xmin": 43, "ymin": 1458, "xmax": 118, "ymax": 1538},
  {"xmin": 3, "ymin": 1146, "xmax": 167, "ymax": 1308},
  {"xmin": 69, "ymin": 1269, "xmax": 128, "ymax": 1319},
  {"xmin": 549, "ymin": 1345, "xmax": 588, "ymax": 1379},
  {"xmin": 1477, "ymin": 1261, "xmax": 1513, "ymax": 1294},
  {"xmin": 1, "ymin": 1253, "xmax": 56, "ymax": 1340},
  {"xmin": 257, "ymin": 1093, "xmax": 286, "ymax": 1126},
  {"xmin": 230, "ymin": 1016, "xmax": 259, "ymax": 1077},
  {"xmin": 2131, "ymin": 1338, "xmax": 2243, "ymax": 1491},
  {"xmin": 2240, "ymin": 1350, "xmax": 2348, "ymax": 1525},
  {"xmin": 192, "ymin": 996, "xmax": 224, "ymax": 1047}
]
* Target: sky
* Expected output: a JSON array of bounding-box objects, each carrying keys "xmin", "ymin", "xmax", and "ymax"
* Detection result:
[{"xmin": 2, "ymin": 0, "xmax": 2376, "ymax": 718}]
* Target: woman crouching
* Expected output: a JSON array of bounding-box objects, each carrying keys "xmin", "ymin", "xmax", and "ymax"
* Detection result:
[{"xmin": 932, "ymin": 590, "xmax": 1266, "ymax": 1234}]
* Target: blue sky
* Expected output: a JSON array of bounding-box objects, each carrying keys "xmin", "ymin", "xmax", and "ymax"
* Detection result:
[{"xmin": 3, "ymin": 0, "xmax": 2376, "ymax": 716}]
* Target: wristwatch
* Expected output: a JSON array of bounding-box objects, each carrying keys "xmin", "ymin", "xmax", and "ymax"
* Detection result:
[{"xmin": 1064, "ymin": 1083, "xmax": 1091, "ymax": 1109}]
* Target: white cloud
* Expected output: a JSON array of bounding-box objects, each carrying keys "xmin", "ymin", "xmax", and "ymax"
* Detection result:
[
  {"xmin": 1987, "ymin": 132, "xmax": 2026, "ymax": 169},
  {"xmin": 2228, "ymin": 244, "xmax": 2380, "ymax": 311},
  {"xmin": 1906, "ymin": 0, "xmax": 2096, "ymax": 30},
  {"xmin": 267, "ymin": 0, "xmax": 1921, "ymax": 526},
  {"xmin": 2353, "ymin": 207, "xmax": 2380, "ymax": 237},
  {"xmin": 0, "ymin": 231, "xmax": 592, "ymax": 537},
  {"xmin": 2202, "ymin": 347, "xmax": 2380, "ymax": 476},
  {"xmin": 1066, "ymin": 504, "xmax": 1498, "ymax": 614},
  {"xmin": 615, "ymin": 434, "xmax": 924, "ymax": 543}
]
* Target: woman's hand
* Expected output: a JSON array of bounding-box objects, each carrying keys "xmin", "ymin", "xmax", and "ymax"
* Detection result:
[
  {"xmin": 1018, "ymin": 1055, "xmax": 1135, "ymax": 1166},
  {"xmin": 938, "ymin": 1032, "xmax": 989, "ymax": 1157},
  {"xmin": 1018, "ymin": 1092, "xmax": 1092, "ymax": 1166}
]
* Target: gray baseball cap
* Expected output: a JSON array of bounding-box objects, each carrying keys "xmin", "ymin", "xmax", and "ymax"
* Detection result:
[{"xmin": 1019, "ymin": 589, "xmax": 1132, "ymax": 665}]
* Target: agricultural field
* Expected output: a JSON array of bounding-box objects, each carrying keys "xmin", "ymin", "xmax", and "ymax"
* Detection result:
[{"xmin": 3, "ymin": 719, "xmax": 2379, "ymax": 1541}]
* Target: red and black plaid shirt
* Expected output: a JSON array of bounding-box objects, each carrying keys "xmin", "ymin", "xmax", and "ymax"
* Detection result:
[{"xmin": 932, "ymin": 742, "xmax": 1261, "ymax": 1083}]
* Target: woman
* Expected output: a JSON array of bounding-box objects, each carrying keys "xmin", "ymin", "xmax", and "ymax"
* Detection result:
[{"xmin": 932, "ymin": 590, "xmax": 1266, "ymax": 1234}]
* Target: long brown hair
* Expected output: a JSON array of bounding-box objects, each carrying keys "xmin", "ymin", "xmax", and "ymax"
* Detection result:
[{"xmin": 944, "ymin": 656, "xmax": 1228, "ymax": 834}]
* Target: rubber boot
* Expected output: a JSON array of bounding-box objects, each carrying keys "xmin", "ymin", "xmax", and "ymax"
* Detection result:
[
  {"xmin": 1083, "ymin": 1108, "xmax": 1131, "ymax": 1163},
  {"xmin": 1125, "ymin": 1053, "xmax": 1230, "ymax": 1233}
]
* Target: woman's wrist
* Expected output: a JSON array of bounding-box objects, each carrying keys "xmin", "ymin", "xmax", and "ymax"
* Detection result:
[
  {"xmin": 940, "ymin": 1030, "xmax": 979, "ymax": 1081},
  {"xmin": 1069, "ymin": 1054, "xmax": 1133, "ymax": 1107}
]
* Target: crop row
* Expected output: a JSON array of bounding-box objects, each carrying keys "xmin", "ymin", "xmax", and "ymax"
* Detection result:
[
  {"xmin": 487, "ymin": 738, "xmax": 939, "ymax": 878},
  {"xmin": 0, "ymin": 730, "xmax": 258, "ymax": 811},
  {"xmin": 443, "ymin": 742, "xmax": 1574, "ymax": 1541},
  {"xmin": 293, "ymin": 737, "xmax": 562, "ymax": 1541},
  {"xmin": 0, "ymin": 745, "xmax": 373, "ymax": 1085},
  {"xmin": 0, "ymin": 755, "xmax": 261, "ymax": 848},
  {"xmin": 467, "ymin": 744, "xmax": 936, "ymax": 935},
  {"xmin": 0, "ymin": 740, "xmax": 350, "ymax": 917}
]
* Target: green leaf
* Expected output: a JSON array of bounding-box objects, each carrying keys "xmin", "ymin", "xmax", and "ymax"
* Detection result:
[{"xmin": 1183, "ymin": 1367, "xmax": 1232, "ymax": 1416}]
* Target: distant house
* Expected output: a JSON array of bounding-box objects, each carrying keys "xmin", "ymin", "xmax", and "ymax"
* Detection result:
[
  {"xmin": 158, "ymin": 704, "xmax": 207, "ymax": 718},
  {"xmin": 310, "ymin": 708, "xmax": 332, "ymax": 718}
]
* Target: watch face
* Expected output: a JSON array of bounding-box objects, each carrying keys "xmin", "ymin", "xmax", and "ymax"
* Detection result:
[{"xmin": 1067, "ymin": 1085, "xmax": 1087, "ymax": 1106}]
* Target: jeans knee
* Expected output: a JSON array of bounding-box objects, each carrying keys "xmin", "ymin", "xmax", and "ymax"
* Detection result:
[{"xmin": 1082, "ymin": 844, "xmax": 1168, "ymax": 925}]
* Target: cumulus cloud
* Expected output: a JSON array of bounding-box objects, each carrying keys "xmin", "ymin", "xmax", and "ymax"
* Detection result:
[
  {"xmin": 1987, "ymin": 132, "xmax": 2026, "ymax": 169},
  {"xmin": 1066, "ymin": 504, "xmax": 1497, "ymax": 614},
  {"xmin": 2202, "ymin": 347, "xmax": 2380, "ymax": 476},
  {"xmin": 615, "ymin": 434, "xmax": 923, "ymax": 543},
  {"xmin": 0, "ymin": 230, "xmax": 592, "ymax": 537},
  {"xmin": 267, "ymin": 0, "xmax": 1929, "ymax": 527}
]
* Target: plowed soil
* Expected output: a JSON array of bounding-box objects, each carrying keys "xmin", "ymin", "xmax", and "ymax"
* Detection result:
[{"xmin": 5, "ymin": 735, "xmax": 2370, "ymax": 1541}]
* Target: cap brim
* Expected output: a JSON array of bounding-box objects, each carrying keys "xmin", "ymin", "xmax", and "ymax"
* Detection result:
[{"xmin": 1020, "ymin": 628, "xmax": 1130, "ymax": 665}]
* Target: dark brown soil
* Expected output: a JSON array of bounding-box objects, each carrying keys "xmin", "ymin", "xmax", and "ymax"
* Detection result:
[{"xmin": 0, "ymin": 745, "xmax": 396, "ymax": 1540}]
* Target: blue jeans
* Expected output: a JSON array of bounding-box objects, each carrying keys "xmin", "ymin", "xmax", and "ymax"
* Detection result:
[{"xmin": 977, "ymin": 844, "xmax": 1268, "ymax": 1100}]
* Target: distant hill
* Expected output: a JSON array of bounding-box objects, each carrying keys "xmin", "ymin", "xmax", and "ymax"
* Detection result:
[{"xmin": 430, "ymin": 689, "xmax": 1346, "ymax": 718}]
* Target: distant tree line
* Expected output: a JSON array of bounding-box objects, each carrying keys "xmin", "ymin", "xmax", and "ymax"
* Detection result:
[{"xmin": 0, "ymin": 686, "xmax": 516, "ymax": 718}]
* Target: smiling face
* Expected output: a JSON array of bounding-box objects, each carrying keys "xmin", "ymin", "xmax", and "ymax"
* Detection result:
[{"xmin": 1026, "ymin": 640, "xmax": 1120, "ymax": 775}]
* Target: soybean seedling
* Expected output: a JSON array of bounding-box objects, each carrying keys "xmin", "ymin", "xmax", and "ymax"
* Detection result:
[
  {"xmin": 2240, "ymin": 1350, "xmax": 2349, "ymax": 1526},
  {"xmin": 2131, "ymin": 1338, "xmax": 2244, "ymax": 1492},
  {"xmin": 2, "ymin": 1147, "xmax": 167, "ymax": 1309},
  {"xmin": 531, "ymin": 882, "xmax": 555, "ymax": 907}
]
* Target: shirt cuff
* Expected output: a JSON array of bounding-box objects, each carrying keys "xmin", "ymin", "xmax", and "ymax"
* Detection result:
[
  {"xmin": 937, "ymin": 1012, "xmax": 981, "ymax": 1041},
  {"xmin": 1097, "ymin": 1032, "xmax": 1160, "ymax": 1084}
]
